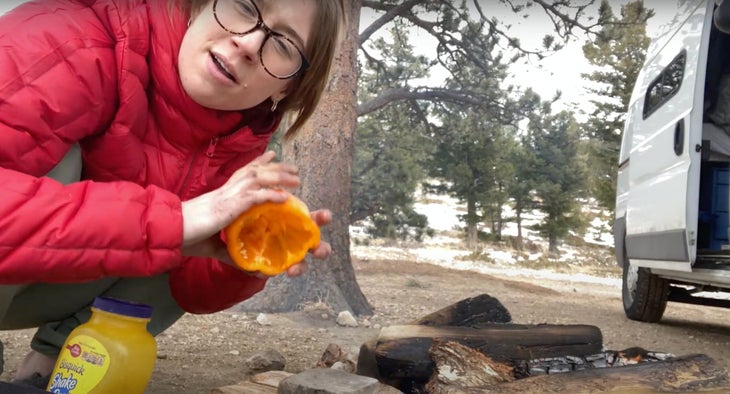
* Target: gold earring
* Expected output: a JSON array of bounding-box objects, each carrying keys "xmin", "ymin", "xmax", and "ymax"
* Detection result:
[{"xmin": 271, "ymin": 99, "xmax": 279, "ymax": 112}]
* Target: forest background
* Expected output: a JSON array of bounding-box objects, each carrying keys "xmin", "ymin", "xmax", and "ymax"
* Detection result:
[
  {"xmin": 249, "ymin": 0, "xmax": 663, "ymax": 317},
  {"xmin": 0, "ymin": 0, "xmax": 669, "ymax": 316}
]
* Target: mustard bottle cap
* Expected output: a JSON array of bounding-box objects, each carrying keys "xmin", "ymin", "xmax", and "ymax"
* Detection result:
[{"xmin": 92, "ymin": 297, "xmax": 152, "ymax": 319}]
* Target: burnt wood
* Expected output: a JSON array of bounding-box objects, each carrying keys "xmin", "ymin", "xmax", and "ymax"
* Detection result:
[
  {"xmin": 357, "ymin": 293, "xmax": 512, "ymax": 383},
  {"xmin": 374, "ymin": 324, "xmax": 602, "ymax": 383},
  {"xmin": 437, "ymin": 354, "xmax": 730, "ymax": 393},
  {"xmin": 412, "ymin": 294, "xmax": 511, "ymax": 326},
  {"xmin": 425, "ymin": 339, "xmax": 514, "ymax": 392}
]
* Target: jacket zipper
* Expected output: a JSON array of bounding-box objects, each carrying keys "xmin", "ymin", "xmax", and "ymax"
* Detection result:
[
  {"xmin": 200, "ymin": 136, "xmax": 219, "ymax": 187},
  {"xmin": 176, "ymin": 145, "xmax": 203, "ymax": 199},
  {"xmin": 179, "ymin": 127, "xmax": 246, "ymax": 197}
]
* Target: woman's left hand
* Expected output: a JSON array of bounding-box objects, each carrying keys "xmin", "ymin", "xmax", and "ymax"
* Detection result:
[
  {"xmin": 184, "ymin": 208, "xmax": 332, "ymax": 278},
  {"xmin": 285, "ymin": 209, "xmax": 332, "ymax": 277}
]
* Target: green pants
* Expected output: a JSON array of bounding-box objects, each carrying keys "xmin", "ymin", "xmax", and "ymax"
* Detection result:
[
  {"xmin": 0, "ymin": 146, "xmax": 185, "ymax": 357},
  {"xmin": 0, "ymin": 275, "xmax": 184, "ymax": 357}
]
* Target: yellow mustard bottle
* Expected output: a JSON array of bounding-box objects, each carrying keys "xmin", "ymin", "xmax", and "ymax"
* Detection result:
[{"xmin": 46, "ymin": 297, "xmax": 156, "ymax": 394}]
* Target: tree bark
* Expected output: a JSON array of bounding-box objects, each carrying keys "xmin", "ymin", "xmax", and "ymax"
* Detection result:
[
  {"xmin": 548, "ymin": 233, "xmax": 558, "ymax": 255},
  {"xmin": 238, "ymin": 0, "xmax": 373, "ymax": 316},
  {"xmin": 466, "ymin": 198, "xmax": 477, "ymax": 250},
  {"xmin": 515, "ymin": 209, "xmax": 523, "ymax": 248}
]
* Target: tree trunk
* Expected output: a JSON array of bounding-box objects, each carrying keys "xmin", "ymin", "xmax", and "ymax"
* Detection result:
[
  {"xmin": 466, "ymin": 198, "xmax": 478, "ymax": 250},
  {"xmin": 548, "ymin": 233, "xmax": 558, "ymax": 255},
  {"xmin": 495, "ymin": 210, "xmax": 503, "ymax": 241},
  {"xmin": 515, "ymin": 209, "xmax": 523, "ymax": 249},
  {"xmin": 495, "ymin": 184, "xmax": 504, "ymax": 241},
  {"xmin": 238, "ymin": 0, "xmax": 373, "ymax": 316}
]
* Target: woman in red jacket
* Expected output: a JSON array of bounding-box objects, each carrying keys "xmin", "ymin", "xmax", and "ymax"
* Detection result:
[{"xmin": 0, "ymin": 0, "xmax": 343, "ymax": 387}]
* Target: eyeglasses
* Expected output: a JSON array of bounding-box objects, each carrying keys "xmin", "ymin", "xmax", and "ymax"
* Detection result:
[{"xmin": 213, "ymin": 0, "xmax": 310, "ymax": 79}]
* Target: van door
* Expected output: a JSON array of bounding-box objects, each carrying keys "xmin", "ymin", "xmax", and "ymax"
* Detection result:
[{"xmin": 624, "ymin": 0, "xmax": 713, "ymax": 271}]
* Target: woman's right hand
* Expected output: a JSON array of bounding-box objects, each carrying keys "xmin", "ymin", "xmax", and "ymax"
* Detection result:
[{"xmin": 180, "ymin": 151, "xmax": 300, "ymax": 258}]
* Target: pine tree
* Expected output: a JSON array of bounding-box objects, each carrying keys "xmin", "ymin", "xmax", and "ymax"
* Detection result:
[
  {"xmin": 430, "ymin": 115, "xmax": 515, "ymax": 249},
  {"xmin": 351, "ymin": 21, "xmax": 433, "ymax": 240},
  {"xmin": 528, "ymin": 106, "xmax": 586, "ymax": 255},
  {"xmin": 428, "ymin": 24, "xmax": 522, "ymax": 249},
  {"xmin": 581, "ymin": 0, "xmax": 653, "ymax": 211}
]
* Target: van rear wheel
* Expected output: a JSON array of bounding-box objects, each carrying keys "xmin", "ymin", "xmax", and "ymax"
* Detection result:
[{"xmin": 622, "ymin": 261, "xmax": 669, "ymax": 322}]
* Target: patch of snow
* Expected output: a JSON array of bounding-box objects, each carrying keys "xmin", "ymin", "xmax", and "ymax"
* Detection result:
[
  {"xmin": 351, "ymin": 244, "xmax": 620, "ymax": 288},
  {"xmin": 487, "ymin": 250, "xmax": 516, "ymax": 264},
  {"xmin": 351, "ymin": 186, "xmax": 620, "ymax": 289},
  {"xmin": 413, "ymin": 200, "xmax": 462, "ymax": 232}
]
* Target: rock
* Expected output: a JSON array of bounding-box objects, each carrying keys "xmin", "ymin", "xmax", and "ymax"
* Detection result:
[
  {"xmin": 336, "ymin": 311, "xmax": 358, "ymax": 327},
  {"xmin": 245, "ymin": 349, "xmax": 286, "ymax": 373},
  {"xmin": 316, "ymin": 343, "xmax": 347, "ymax": 368},
  {"xmin": 331, "ymin": 360, "xmax": 356, "ymax": 374},
  {"xmin": 212, "ymin": 371, "xmax": 294, "ymax": 393},
  {"xmin": 278, "ymin": 368, "xmax": 380, "ymax": 394},
  {"xmin": 257, "ymin": 313, "xmax": 273, "ymax": 326}
]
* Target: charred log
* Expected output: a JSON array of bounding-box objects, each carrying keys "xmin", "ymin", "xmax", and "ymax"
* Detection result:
[
  {"xmin": 357, "ymin": 293, "xmax": 511, "ymax": 383},
  {"xmin": 372, "ymin": 324, "xmax": 602, "ymax": 390},
  {"xmin": 412, "ymin": 294, "xmax": 511, "ymax": 327},
  {"xmin": 440, "ymin": 354, "xmax": 730, "ymax": 393},
  {"xmin": 425, "ymin": 339, "xmax": 514, "ymax": 393}
]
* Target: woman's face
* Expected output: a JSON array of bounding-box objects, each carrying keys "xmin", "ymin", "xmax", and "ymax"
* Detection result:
[{"xmin": 178, "ymin": 0, "xmax": 316, "ymax": 111}]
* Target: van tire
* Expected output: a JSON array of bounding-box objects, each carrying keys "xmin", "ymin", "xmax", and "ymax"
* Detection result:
[{"xmin": 622, "ymin": 260, "xmax": 669, "ymax": 322}]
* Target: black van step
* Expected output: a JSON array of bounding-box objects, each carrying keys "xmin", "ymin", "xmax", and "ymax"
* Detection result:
[
  {"xmin": 694, "ymin": 255, "xmax": 730, "ymax": 268},
  {"xmin": 668, "ymin": 287, "xmax": 730, "ymax": 308}
]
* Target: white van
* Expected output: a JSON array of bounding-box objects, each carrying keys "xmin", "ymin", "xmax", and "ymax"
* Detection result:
[{"xmin": 615, "ymin": 0, "xmax": 730, "ymax": 322}]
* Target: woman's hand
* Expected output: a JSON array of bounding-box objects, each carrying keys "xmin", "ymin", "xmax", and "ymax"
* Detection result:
[
  {"xmin": 180, "ymin": 151, "xmax": 332, "ymax": 278},
  {"xmin": 284, "ymin": 209, "xmax": 333, "ymax": 277},
  {"xmin": 181, "ymin": 208, "xmax": 333, "ymax": 278},
  {"xmin": 181, "ymin": 151, "xmax": 299, "ymax": 249}
]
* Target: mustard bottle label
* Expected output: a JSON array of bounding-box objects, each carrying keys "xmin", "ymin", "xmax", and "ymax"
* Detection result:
[{"xmin": 47, "ymin": 334, "xmax": 111, "ymax": 393}]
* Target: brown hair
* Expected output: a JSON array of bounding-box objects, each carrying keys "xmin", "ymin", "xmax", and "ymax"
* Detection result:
[{"xmin": 175, "ymin": 0, "xmax": 345, "ymax": 139}]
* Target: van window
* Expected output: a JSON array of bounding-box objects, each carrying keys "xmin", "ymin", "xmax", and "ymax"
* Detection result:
[{"xmin": 643, "ymin": 51, "xmax": 686, "ymax": 119}]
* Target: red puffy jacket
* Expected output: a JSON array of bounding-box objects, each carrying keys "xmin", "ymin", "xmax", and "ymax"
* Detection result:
[{"xmin": 0, "ymin": 0, "xmax": 279, "ymax": 313}]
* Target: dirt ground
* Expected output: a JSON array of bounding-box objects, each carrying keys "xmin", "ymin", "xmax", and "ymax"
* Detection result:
[{"xmin": 2, "ymin": 257, "xmax": 730, "ymax": 393}]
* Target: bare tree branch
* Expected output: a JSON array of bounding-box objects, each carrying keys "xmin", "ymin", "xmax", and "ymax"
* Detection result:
[
  {"xmin": 531, "ymin": 0, "xmax": 602, "ymax": 39},
  {"xmin": 359, "ymin": 0, "xmax": 425, "ymax": 45},
  {"xmin": 356, "ymin": 0, "xmax": 608, "ymax": 118}
]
